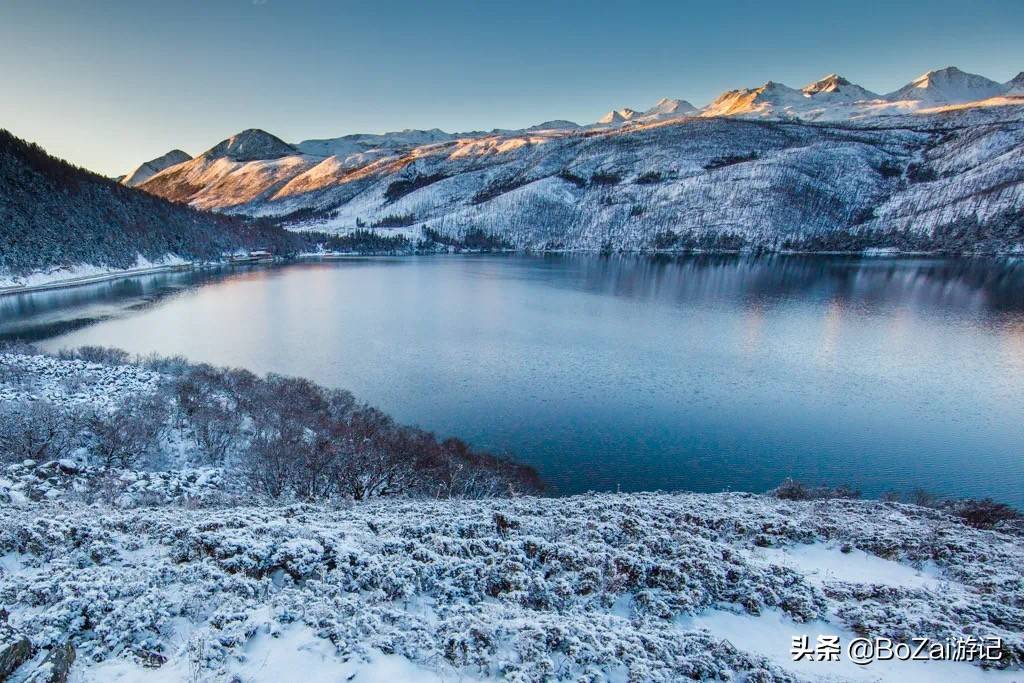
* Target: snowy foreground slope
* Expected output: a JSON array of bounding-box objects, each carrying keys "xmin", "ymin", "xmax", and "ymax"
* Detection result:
[
  {"xmin": 0, "ymin": 490, "xmax": 1022, "ymax": 682},
  {"xmin": 0, "ymin": 354, "xmax": 1021, "ymax": 682}
]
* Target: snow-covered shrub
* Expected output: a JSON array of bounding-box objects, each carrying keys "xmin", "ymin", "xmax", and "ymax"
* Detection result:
[
  {"xmin": 0, "ymin": 349, "xmax": 541, "ymax": 502},
  {"xmin": 1, "ymin": 492, "xmax": 1021, "ymax": 680},
  {"xmin": 0, "ymin": 400, "xmax": 84, "ymax": 464}
]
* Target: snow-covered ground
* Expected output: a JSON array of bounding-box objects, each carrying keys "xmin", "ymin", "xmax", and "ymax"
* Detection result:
[
  {"xmin": 0, "ymin": 492, "xmax": 1021, "ymax": 682},
  {"xmin": 0, "ymin": 352, "xmax": 164, "ymax": 409},
  {"xmin": 0, "ymin": 255, "xmax": 191, "ymax": 293}
]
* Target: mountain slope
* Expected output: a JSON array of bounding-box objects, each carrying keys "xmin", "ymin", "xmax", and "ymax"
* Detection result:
[
  {"xmin": 1006, "ymin": 71, "xmax": 1024, "ymax": 96},
  {"xmin": 296, "ymin": 128, "xmax": 454, "ymax": 157},
  {"xmin": 120, "ymin": 149, "xmax": 192, "ymax": 187},
  {"xmin": 138, "ymin": 128, "xmax": 318, "ymax": 210},
  {"xmin": 0, "ymin": 129, "xmax": 298, "ymax": 278}
]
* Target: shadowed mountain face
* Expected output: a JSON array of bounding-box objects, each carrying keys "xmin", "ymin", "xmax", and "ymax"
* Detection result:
[{"xmin": 0, "ymin": 129, "xmax": 299, "ymax": 277}]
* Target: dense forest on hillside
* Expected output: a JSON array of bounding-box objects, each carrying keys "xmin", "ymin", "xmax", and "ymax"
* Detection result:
[{"xmin": 0, "ymin": 129, "xmax": 301, "ymax": 276}]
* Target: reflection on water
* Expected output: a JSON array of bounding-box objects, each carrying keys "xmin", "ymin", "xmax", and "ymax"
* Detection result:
[
  {"xmin": 3, "ymin": 254, "xmax": 1023, "ymax": 504},
  {"xmin": 0, "ymin": 267, "xmax": 239, "ymax": 341}
]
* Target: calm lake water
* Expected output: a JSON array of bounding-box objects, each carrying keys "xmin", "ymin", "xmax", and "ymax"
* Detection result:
[{"xmin": 2, "ymin": 254, "xmax": 1023, "ymax": 504}]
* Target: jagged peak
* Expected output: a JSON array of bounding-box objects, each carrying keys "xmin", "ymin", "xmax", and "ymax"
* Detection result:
[
  {"xmin": 802, "ymin": 74, "xmax": 852, "ymax": 94},
  {"xmin": 202, "ymin": 129, "xmax": 296, "ymax": 162},
  {"xmin": 597, "ymin": 108, "xmax": 639, "ymax": 125}
]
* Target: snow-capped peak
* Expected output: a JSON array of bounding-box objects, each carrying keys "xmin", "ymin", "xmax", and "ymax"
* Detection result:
[
  {"xmin": 120, "ymin": 149, "xmax": 192, "ymax": 187},
  {"xmin": 644, "ymin": 97, "xmax": 698, "ymax": 117},
  {"xmin": 802, "ymin": 73, "xmax": 849, "ymax": 94},
  {"xmin": 800, "ymin": 74, "xmax": 880, "ymax": 104},
  {"xmin": 886, "ymin": 66, "xmax": 1005, "ymax": 104},
  {"xmin": 597, "ymin": 108, "xmax": 640, "ymax": 125},
  {"xmin": 202, "ymin": 129, "xmax": 297, "ymax": 162}
]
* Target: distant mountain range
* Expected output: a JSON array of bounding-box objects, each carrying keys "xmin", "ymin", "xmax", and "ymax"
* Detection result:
[
  {"xmin": 119, "ymin": 66, "xmax": 1024, "ymax": 253},
  {"xmin": 3, "ymin": 65, "xmax": 1022, "ymax": 283}
]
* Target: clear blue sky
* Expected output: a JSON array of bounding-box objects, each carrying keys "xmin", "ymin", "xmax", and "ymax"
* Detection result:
[{"xmin": 2, "ymin": 0, "xmax": 1022, "ymax": 176}]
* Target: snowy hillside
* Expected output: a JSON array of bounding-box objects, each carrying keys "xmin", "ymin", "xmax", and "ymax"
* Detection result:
[
  {"xmin": 0, "ymin": 490, "xmax": 1021, "ymax": 682},
  {"xmin": 295, "ymin": 128, "xmax": 455, "ymax": 158}
]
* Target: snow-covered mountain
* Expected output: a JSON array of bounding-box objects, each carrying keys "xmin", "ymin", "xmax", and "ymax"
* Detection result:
[
  {"xmin": 528, "ymin": 119, "xmax": 581, "ymax": 131},
  {"xmin": 0, "ymin": 129, "xmax": 300, "ymax": 280},
  {"xmin": 120, "ymin": 149, "xmax": 192, "ymax": 187},
  {"xmin": 597, "ymin": 107, "xmax": 641, "ymax": 125},
  {"xmin": 129, "ymin": 66, "xmax": 1024, "ymax": 252},
  {"xmin": 594, "ymin": 98, "xmax": 698, "ymax": 126},
  {"xmin": 203, "ymin": 128, "xmax": 297, "ymax": 161},
  {"xmin": 136, "ymin": 129, "xmax": 315, "ymax": 209},
  {"xmin": 800, "ymin": 73, "xmax": 879, "ymax": 100},
  {"xmin": 885, "ymin": 66, "xmax": 1006, "ymax": 105},
  {"xmin": 644, "ymin": 97, "xmax": 698, "ymax": 118},
  {"xmin": 695, "ymin": 67, "xmax": 1020, "ymax": 121},
  {"xmin": 296, "ymin": 128, "xmax": 454, "ymax": 158}
]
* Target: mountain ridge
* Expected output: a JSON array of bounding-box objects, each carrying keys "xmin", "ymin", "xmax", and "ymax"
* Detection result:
[
  {"xmin": 130, "ymin": 98, "xmax": 1024, "ymax": 255},
  {"xmin": 121, "ymin": 149, "xmax": 192, "ymax": 188}
]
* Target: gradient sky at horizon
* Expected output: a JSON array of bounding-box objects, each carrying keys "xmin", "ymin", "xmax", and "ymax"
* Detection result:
[{"xmin": 2, "ymin": 0, "xmax": 1023, "ymax": 176}]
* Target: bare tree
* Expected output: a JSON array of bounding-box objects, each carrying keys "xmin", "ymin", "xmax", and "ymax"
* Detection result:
[
  {"xmin": 0, "ymin": 399, "xmax": 82, "ymax": 463},
  {"xmin": 89, "ymin": 393, "xmax": 169, "ymax": 469}
]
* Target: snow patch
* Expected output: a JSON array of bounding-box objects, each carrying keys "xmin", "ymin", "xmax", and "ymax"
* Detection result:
[{"xmin": 750, "ymin": 542, "xmax": 943, "ymax": 589}]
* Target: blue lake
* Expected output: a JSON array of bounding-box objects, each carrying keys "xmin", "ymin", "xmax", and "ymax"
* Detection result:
[{"xmin": 3, "ymin": 254, "xmax": 1023, "ymax": 504}]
